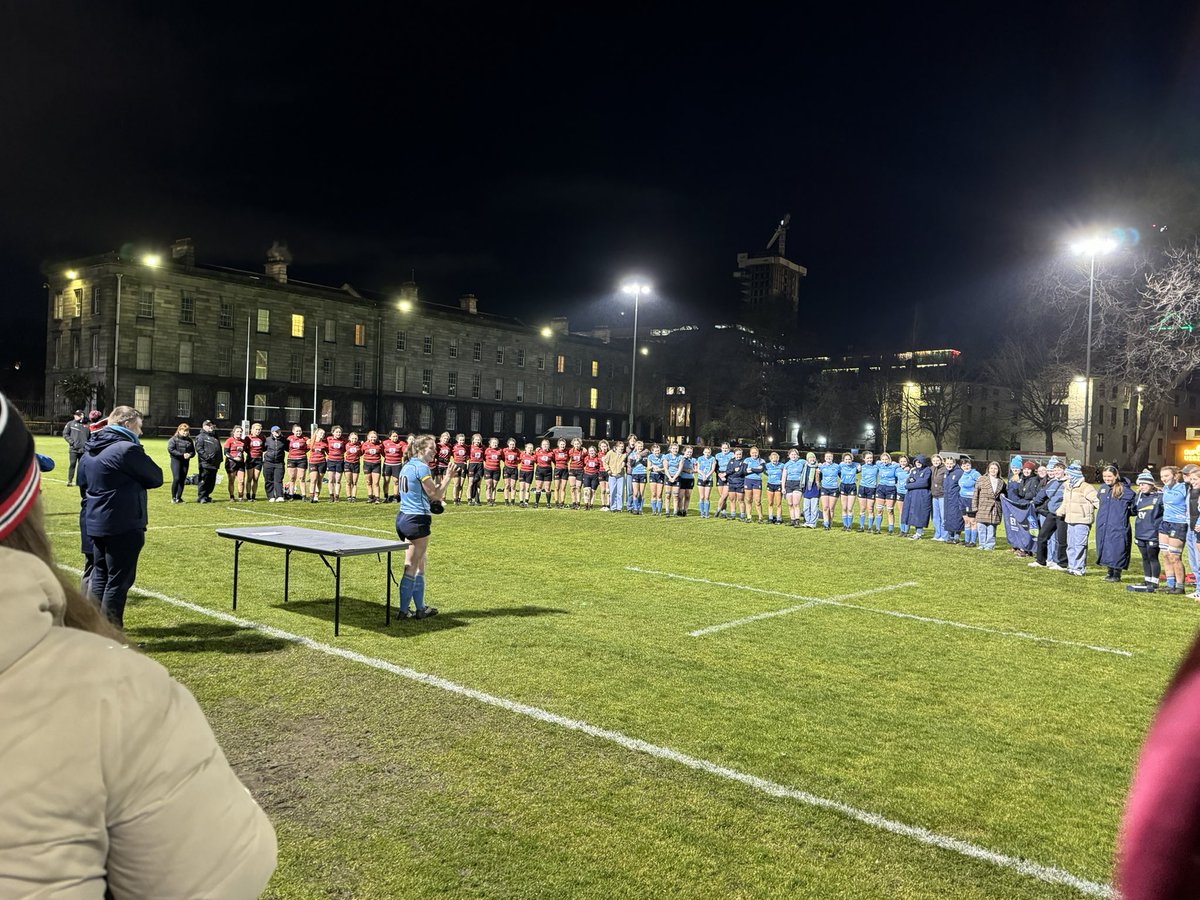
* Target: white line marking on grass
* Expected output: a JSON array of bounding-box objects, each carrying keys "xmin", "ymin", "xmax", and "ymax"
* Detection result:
[
  {"xmin": 689, "ymin": 601, "xmax": 819, "ymax": 636},
  {"xmin": 626, "ymin": 567, "xmax": 1133, "ymax": 657},
  {"xmin": 57, "ymin": 566, "xmax": 1115, "ymax": 899},
  {"xmin": 226, "ymin": 505, "xmax": 396, "ymax": 536},
  {"xmin": 47, "ymin": 521, "xmax": 245, "ymax": 537}
]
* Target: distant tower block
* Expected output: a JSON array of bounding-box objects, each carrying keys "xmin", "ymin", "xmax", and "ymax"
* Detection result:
[{"xmin": 733, "ymin": 214, "xmax": 807, "ymax": 337}]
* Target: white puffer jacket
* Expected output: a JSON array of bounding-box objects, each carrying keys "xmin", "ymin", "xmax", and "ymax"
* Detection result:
[{"xmin": 0, "ymin": 547, "xmax": 277, "ymax": 898}]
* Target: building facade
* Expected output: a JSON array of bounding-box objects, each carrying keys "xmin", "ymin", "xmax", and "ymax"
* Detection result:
[{"xmin": 44, "ymin": 240, "xmax": 662, "ymax": 439}]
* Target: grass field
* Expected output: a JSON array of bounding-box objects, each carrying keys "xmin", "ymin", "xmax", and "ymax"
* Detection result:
[{"xmin": 35, "ymin": 438, "xmax": 1200, "ymax": 898}]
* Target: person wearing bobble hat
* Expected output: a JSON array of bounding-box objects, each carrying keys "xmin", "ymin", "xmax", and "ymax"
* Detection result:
[
  {"xmin": 1061, "ymin": 460, "xmax": 1100, "ymax": 576},
  {"xmin": 1128, "ymin": 471, "xmax": 1164, "ymax": 593},
  {"xmin": 902, "ymin": 454, "xmax": 932, "ymax": 540},
  {"xmin": 0, "ymin": 393, "xmax": 279, "ymax": 897},
  {"xmin": 1096, "ymin": 465, "xmax": 1135, "ymax": 583},
  {"xmin": 1031, "ymin": 457, "xmax": 1069, "ymax": 569}
]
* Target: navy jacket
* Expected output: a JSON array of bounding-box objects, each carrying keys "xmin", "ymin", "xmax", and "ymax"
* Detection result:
[
  {"xmin": 1133, "ymin": 491, "xmax": 1164, "ymax": 543},
  {"xmin": 79, "ymin": 428, "xmax": 163, "ymax": 537},
  {"xmin": 1095, "ymin": 481, "xmax": 1135, "ymax": 569}
]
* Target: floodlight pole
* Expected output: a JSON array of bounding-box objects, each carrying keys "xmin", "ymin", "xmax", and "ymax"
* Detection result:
[
  {"xmin": 628, "ymin": 285, "xmax": 641, "ymax": 436},
  {"xmin": 1082, "ymin": 252, "xmax": 1095, "ymax": 467}
]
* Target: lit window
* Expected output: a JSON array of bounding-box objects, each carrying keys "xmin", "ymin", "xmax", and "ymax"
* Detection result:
[
  {"xmin": 215, "ymin": 390, "xmax": 230, "ymax": 419},
  {"xmin": 591, "ymin": 360, "xmax": 598, "ymax": 377},
  {"xmin": 589, "ymin": 388, "xmax": 598, "ymax": 410},
  {"xmin": 256, "ymin": 308, "xmax": 269, "ymax": 333},
  {"xmin": 255, "ymin": 350, "xmax": 268, "ymax": 380},
  {"xmin": 292, "ymin": 314, "xmax": 305, "ymax": 338},
  {"xmin": 134, "ymin": 385, "xmax": 150, "ymax": 413},
  {"xmin": 354, "ymin": 323, "xmax": 366, "ymax": 347},
  {"xmin": 556, "ymin": 355, "xmax": 565, "ymax": 374}
]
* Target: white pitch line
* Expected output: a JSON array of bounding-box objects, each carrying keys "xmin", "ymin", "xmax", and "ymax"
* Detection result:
[
  {"xmin": 46, "ymin": 521, "xmax": 245, "ymax": 537},
  {"xmin": 56, "ymin": 566, "xmax": 1115, "ymax": 899},
  {"xmin": 626, "ymin": 567, "xmax": 1132, "ymax": 657},
  {"xmin": 226, "ymin": 504, "xmax": 396, "ymax": 536},
  {"xmin": 689, "ymin": 601, "xmax": 821, "ymax": 636}
]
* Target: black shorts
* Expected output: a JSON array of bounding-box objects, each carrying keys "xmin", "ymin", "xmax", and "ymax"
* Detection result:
[
  {"xmin": 876, "ymin": 485, "xmax": 897, "ymax": 501},
  {"xmin": 504, "ymin": 469, "xmax": 518, "ymax": 481},
  {"xmin": 246, "ymin": 457, "xmax": 263, "ymax": 471},
  {"xmin": 857, "ymin": 486, "xmax": 876, "ymax": 499},
  {"xmin": 396, "ymin": 514, "xmax": 432, "ymax": 541},
  {"xmin": 568, "ymin": 468, "xmax": 584, "ymax": 481},
  {"xmin": 433, "ymin": 464, "xmax": 447, "ymax": 478},
  {"xmin": 820, "ymin": 487, "xmax": 839, "ymax": 497},
  {"xmin": 327, "ymin": 460, "xmax": 345, "ymax": 474},
  {"xmin": 743, "ymin": 479, "xmax": 762, "ymax": 492},
  {"xmin": 310, "ymin": 461, "xmax": 328, "ymax": 475},
  {"xmin": 224, "ymin": 458, "xmax": 244, "ymax": 473},
  {"xmin": 631, "ymin": 473, "xmax": 647, "ymax": 484},
  {"xmin": 554, "ymin": 469, "xmax": 569, "ymax": 481},
  {"xmin": 363, "ymin": 461, "xmax": 381, "ymax": 475},
  {"xmin": 679, "ymin": 476, "xmax": 694, "ymax": 490},
  {"xmin": 520, "ymin": 470, "xmax": 534, "ymax": 484},
  {"xmin": 1136, "ymin": 537, "xmax": 1160, "ymax": 550},
  {"xmin": 287, "ymin": 458, "xmax": 308, "ymax": 470},
  {"xmin": 649, "ymin": 472, "xmax": 664, "ymax": 484},
  {"xmin": 728, "ymin": 482, "xmax": 745, "ymax": 494},
  {"xmin": 839, "ymin": 483, "xmax": 856, "ymax": 496},
  {"xmin": 1161, "ymin": 522, "xmax": 1189, "ymax": 541},
  {"xmin": 451, "ymin": 462, "xmax": 468, "ymax": 476},
  {"xmin": 582, "ymin": 473, "xmax": 599, "ymax": 490},
  {"xmin": 785, "ymin": 480, "xmax": 803, "ymax": 495},
  {"xmin": 384, "ymin": 463, "xmax": 403, "ymax": 477},
  {"xmin": 535, "ymin": 467, "xmax": 553, "ymax": 480},
  {"xmin": 467, "ymin": 463, "xmax": 483, "ymax": 478},
  {"xmin": 344, "ymin": 462, "xmax": 361, "ymax": 475},
  {"xmin": 484, "ymin": 468, "xmax": 501, "ymax": 481},
  {"xmin": 766, "ymin": 484, "xmax": 781, "ymax": 493}
]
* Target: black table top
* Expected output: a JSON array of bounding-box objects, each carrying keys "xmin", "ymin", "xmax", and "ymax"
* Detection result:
[{"xmin": 215, "ymin": 525, "xmax": 408, "ymax": 556}]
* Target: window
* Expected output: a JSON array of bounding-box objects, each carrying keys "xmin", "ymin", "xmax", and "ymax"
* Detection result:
[
  {"xmin": 496, "ymin": 349, "xmax": 504, "ymax": 365},
  {"xmin": 537, "ymin": 383, "xmax": 545, "ymax": 404},
  {"xmin": 471, "ymin": 373, "xmax": 481, "ymax": 399},
  {"xmin": 1110, "ymin": 407, "xmax": 1117, "ymax": 428},
  {"xmin": 449, "ymin": 338, "xmax": 458, "ymax": 359},
  {"xmin": 574, "ymin": 358, "xmax": 582, "ymax": 376},
  {"xmin": 537, "ymin": 354, "xmax": 545, "ymax": 372},
  {"xmin": 395, "ymin": 329, "xmax": 405, "ymax": 351},
  {"xmin": 493, "ymin": 411, "xmax": 503, "ymax": 433},
  {"xmin": 1173, "ymin": 414, "xmax": 1181, "ymax": 431},
  {"xmin": 516, "ymin": 380, "xmax": 524, "ymax": 402},
  {"xmin": 255, "ymin": 350, "xmax": 268, "ymax": 380},
  {"xmin": 179, "ymin": 338, "xmax": 193, "ymax": 374},
  {"xmin": 215, "ymin": 390, "xmax": 231, "ymax": 419},
  {"xmin": 252, "ymin": 393, "xmax": 267, "ymax": 417},
  {"xmin": 517, "ymin": 349, "xmax": 526, "ymax": 368},
  {"xmin": 256, "ymin": 308, "xmax": 270, "ymax": 333},
  {"xmin": 320, "ymin": 400, "xmax": 333, "ymax": 425},
  {"xmin": 180, "ymin": 291, "xmax": 195, "ymax": 324},
  {"xmin": 287, "ymin": 396, "xmax": 303, "ymax": 418},
  {"xmin": 422, "ymin": 368, "xmax": 432, "ymax": 394},
  {"xmin": 470, "ymin": 408, "xmax": 481, "ymax": 431},
  {"xmin": 556, "ymin": 385, "xmax": 564, "ymax": 405},
  {"xmin": 495, "ymin": 377, "xmax": 503, "ymax": 401},
  {"xmin": 1122, "ymin": 434, "xmax": 1129, "ymax": 454},
  {"xmin": 535, "ymin": 413, "xmax": 544, "ymax": 433},
  {"xmin": 1158, "ymin": 437, "xmax": 1164, "ymax": 455},
  {"xmin": 395, "ymin": 365, "xmax": 406, "ymax": 392},
  {"xmin": 575, "ymin": 386, "xmax": 582, "ymax": 407},
  {"xmin": 420, "ymin": 404, "xmax": 432, "ymax": 430},
  {"xmin": 1095, "ymin": 431, "xmax": 1104, "ymax": 452},
  {"xmin": 218, "ymin": 346, "xmax": 232, "ymax": 377},
  {"xmin": 322, "ymin": 358, "xmax": 333, "ymax": 386},
  {"xmin": 556, "ymin": 355, "xmax": 565, "ymax": 374},
  {"xmin": 52, "ymin": 291, "xmax": 63, "ymax": 321},
  {"xmin": 591, "ymin": 360, "xmax": 599, "ymax": 377},
  {"xmin": 589, "ymin": 417, "xmax": 596, "ymax": 436},
  {"xmin": 219, "ymin": 299, "xmax": 233, "ymax": 328},
  {"xmin": 90, "ymin": 333, "xmax": 100, "ymax": 368},
  {"xmin": 393, "ymin": 403, "xmax": 407, "ymax": 429},
  {"xmin": 353, "ymin": 360, "xmax": 365, "ymax": 389},
  {"xmin": 589, "ymin": 388, "xmax": 598, "ymax": 410},
  {"xmin": 1123, "ymin": 407, "xmax": 1130, "ymax": 426},
  {"xmin": 290, "ymin": 353, "xmax": 302, "ymax": 383},
  {"xmin": 138, "ymin": 289, "xmax": 154, "ymax": 318},
  {"xmin": 354, "ymin": 323, "xmax": 366, "ymax": 347},
  {"xmin": 515, "ymin": 411, "xmax": 524, "ymax": 433},
  {"xmin": 90, "ymin": 285, "xmax": 100, "ymax": 316},
  {"xmin": 326, "ymin": 318, "xmax": 337, "ymax": 343},
  {"xmin": 446, "ymin": 405, "xmax": 457, "ymax": 431},
  {"xmin": 351, "ymin": 400, "xmax": 365, "ymax": 425},
  {"xmin": 136, "ymin": 335, "xmax": 153, "ymax": 370},
  {"xmin": 291, "ymin": 313, "xmax": 305, "ymax": 338},
  {"xmin": 1111, "ymin": 384, "xmax": 1119, "ymax": 400},
  {"xmin": 134, "ymin": 385, "xmax": 150, "ymax": 413},
  {"xmin": 52, "ymin": 334, "xmax": 59, "ymax": 368},
  {"xmin": 473, "ymin": 341, "xmax": 482, "ymax": 362},
  {"xmin": 176, "ymin": 388, "xmax": 191, "ymax": 418},
  {"xmin": 423, "ymin": 335, "xmax": 433, "ymax": 354},
  {"xmin": 71, "ymin": 334, "xmax": 79, "ymax": 367},
  {"xmin": 448, "ymin": 371, "xmax": 458, "ymax": 397}
]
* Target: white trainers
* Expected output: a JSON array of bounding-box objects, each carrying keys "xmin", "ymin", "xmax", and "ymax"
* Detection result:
[
  {"xmin": 1046, "ymin": 562, "xmax": 1064, "ymax": 571},
  {"xmin": 1028, "ymin": 561, "xmax": 1045, "ymax": 568}
]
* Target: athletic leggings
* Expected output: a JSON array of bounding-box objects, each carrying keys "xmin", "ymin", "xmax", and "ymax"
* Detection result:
[
  {"xmin": 169, "ymin": 457, "xmax": 190, "ymax": 502},
  {"xmin": 1137, "ymin": 539, "xmax": 1161, "ymax": 583}
]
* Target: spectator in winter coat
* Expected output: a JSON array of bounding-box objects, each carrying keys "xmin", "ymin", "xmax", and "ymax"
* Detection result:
[
  {"xmin": 942, "ymin": 456, "xmax": 964, "ymax": 544},
  {"xmin": 166, "ymin": 423, "xmax": 195, "ymax": 504},
  {"xmin": 1096, "ymin": 465, "xmax": 1135, "ymax": 583},
  {"xmin": 1031, "ymin": 458, "xmax": 1069, "ymax": 569},
  {"xmin": 262, "ymin": 425, "xmax": 287, "ymax": 501},
  {"xmin": 930, "ymin": 454, "xmax": 948, "ymax": 541},
  {"xmin": 0, "ymin": 393, "xmax": 278, "ymax": 898},
  {"xmin": 192, "ymin": 420, "xmax": 222, "ymax": 503},
  {"xmin": 971, "ymin": 460, "xmax": 1005, "ymax": 550},
  {"xmin": 78, "ymin": 407, "xmax": 163, "ymax": 628},
  {"xmin": 902, "ymin": 454, "xmax": 932, "ymax": 539},
  {"xmin": 62, "ymin": 410, "xmax": 89, "ymax": 485},
  {"xmin": 1061, "ymin": 462, "xmax": 1100, "ymax": 576}
]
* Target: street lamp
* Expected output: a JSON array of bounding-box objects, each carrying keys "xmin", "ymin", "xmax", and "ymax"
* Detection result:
[
  {"xmin": 622, "ymin": 279, "xmax": 651, "ymax": 434},
  {"xmin": 540, "ymin": 326, "xmax": 552, "ymax": 338},
  {"xmin": 1070, "ymin": 236, "xmax": 1118, "ymax": 466}
]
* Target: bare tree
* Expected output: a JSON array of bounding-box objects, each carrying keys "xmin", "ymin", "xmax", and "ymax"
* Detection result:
[
  {"xmin": 904, "ymin": 379, "xmax": 966, "ymax": 452},
  {"xmin": 986, "ymin": 340, "xmax": 1078, "ymax": 452}
]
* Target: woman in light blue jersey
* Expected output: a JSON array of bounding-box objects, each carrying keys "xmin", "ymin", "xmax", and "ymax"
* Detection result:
[
  {"xmin": 765, "ymin": 451, "xmax": 785, "ymax": 524},
  {"xmin": 695, "ymin": 446, "xmax": 717, "ymax": 519},
  {"xmin": 818, "ymin": 451, "xmax": 841, "ymax": 530},
  {"xmin": 873, "ymin": 452, "xmax": 897, "ymax": 534},
  {"xmin": 1159, "ymin": 465, "xmax": 1190, "ymax": 594},
  {"xmin": 894, "ymin": 455, "xmax": 910, "ymax": 534},
  {"xmin": 838, "ymin": 452, "xmax": 858, "ymax": 531},
  {"xmin": 647, "ymin": 443, "xmax": 665, "ymax": 515},
  {"xmin": 629, "ymin": 441, "xmax": 648, "ymax": 514},
  {"xmin": 662, "ymin": 443, "xmax": 683, "ymax": 517},
  {"xmin": 958, "ymin": 457, "xmax": 980, "ymax": 546},
  {"xmin": 857, "ymin": 451, "xmax": 879, "ymax": 532},
  {"xmin": 678, "ymin": 446, "xmax": 695, "ymax": 516},
  {"xmin": 714, "ymin": 442, "xmax": 734, "ymax": 518},
  {"xmin": 743, "ymin": 446, "xmax": 766, "ymax": 523},
  {"xmin": 725, "ymin": 448, "xmax": 746, "ymax": 520},
  {"xmin": 395, "ymin": 435, "xmax": 445, "ymax": 620},
  {"xmin": 783, "ymin": 448, "xmax": 805, "ymax": 527}
]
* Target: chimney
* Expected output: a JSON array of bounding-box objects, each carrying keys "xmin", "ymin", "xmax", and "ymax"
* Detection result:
[
  {"xmin": 171, "ymin": 238, "xmax": 195, "ymax": 267},
  {"xmin": 459, "ymin": 293, "xmax": 478, "ymax": 314},
  {"xmin": 591, "ymin": 326, "xmax": 611, "ymax": 343},
  {"xmin": 265, "ymin": 241, "xmax": 291, "ymax": 284},
  {"xmin": 551, "ymin": 316, "xmax": 569, "ymax": 335},
  {"xmin": 398, "ymin": 279, "xmax": 419, "ymax": 303}
]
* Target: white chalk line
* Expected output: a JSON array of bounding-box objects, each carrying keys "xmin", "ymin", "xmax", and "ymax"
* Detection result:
[
  {"xmin": 689, "ymin": 601, "xmax": 822, "ymax": 636},
  {"xmin": 46, "ymin": 521, "xmax": 245, "ymax": 537},
  {"xmin": 226, "ymin": 504, "xmax": 396, "ymax": 536},
  {"xmin": 56, "ymin": 565, "xmax": 1114, "ymax": 899},
  {"xmin": 626, "ymin": 567, "xmax": 1132, "ymax": 657}
]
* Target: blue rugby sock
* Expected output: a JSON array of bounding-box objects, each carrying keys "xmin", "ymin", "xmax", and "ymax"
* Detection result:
[
  {"xmin": 399, "ymin": 573, "xmax": 415, "ymax": 614},
  {"xmin": 413, "ymin": 574, "xmax": 426, "ymax": 611}
]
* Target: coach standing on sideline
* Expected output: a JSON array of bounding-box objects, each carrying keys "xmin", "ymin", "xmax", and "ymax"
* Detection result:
[
  {"xmin": 79, "ymin": 406, "xmax": 163, "ymax": 629},
  {"xmin": 262, "ymin": 425, "xmax": 286, "ymax": 501},
  {"xmin": 63, "ymin": 410, "xmax": 88, "ymax": 485},
  {"xmin": 193, "ymin": 419, "xmax": 222, "ymax": 504}
]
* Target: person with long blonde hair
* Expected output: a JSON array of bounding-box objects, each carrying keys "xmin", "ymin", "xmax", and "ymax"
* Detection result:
[
  {"xmin": 396, "ymin": 434, "xmax": 445, "ymax": 619},
  {"xmin": 0, "ymin": 394, "xmax": 277, "ymax": 897}
]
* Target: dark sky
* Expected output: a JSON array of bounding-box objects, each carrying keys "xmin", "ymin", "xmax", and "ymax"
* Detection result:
[{"xmin": 4, "ymin": 3, "xmax": 1200, "ymax": 389}]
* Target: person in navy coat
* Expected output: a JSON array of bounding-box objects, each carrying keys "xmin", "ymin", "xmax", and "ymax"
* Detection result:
[
  {"xmin": 1096, "ymin": 465, "xmax": 1135, "ymax": 582},
  {"xmin": 903, "ymin": 454, "xmax": 933, "ymax": 539},
  {"xmin": 942, "ymin": 455, "xmax": 964, "ymax": 543}
]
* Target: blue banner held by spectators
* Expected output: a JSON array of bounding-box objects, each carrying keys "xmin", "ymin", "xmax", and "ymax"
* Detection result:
[{"xmin": 1001, "ymin": 497, "xmax": 1034, "ymax": 552}]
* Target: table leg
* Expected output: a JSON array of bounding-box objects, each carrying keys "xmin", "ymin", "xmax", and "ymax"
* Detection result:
[
  {"xmin": 335, "ymin": 556, "xmax": 342, "ymax": 637},
  {"xmin": 284, "ymin": 549, "xmax": 291, "ymax": 603},
  {"xmin": 386, "ymin": 551, "xmax": 392, "ymax": 626},
  {"xmin": 233, "ymin": 540, "xmax": 242, "ymax": 610}
]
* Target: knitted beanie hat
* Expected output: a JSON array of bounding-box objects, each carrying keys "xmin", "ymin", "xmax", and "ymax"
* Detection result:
[
  {"xmin": 0, "ymin": 394, "xmax": 40, "ymax": 541},
  {"xmin": 1136, "ymin": 470, "xmax": 1155, "ymax": 485}
]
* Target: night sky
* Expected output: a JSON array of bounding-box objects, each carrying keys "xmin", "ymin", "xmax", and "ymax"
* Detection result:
[{"xmin": 4, "ymin": 3, "xmax": 1200, "ymax": 390}]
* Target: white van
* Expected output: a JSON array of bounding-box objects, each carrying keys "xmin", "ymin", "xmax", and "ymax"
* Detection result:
[{"xmin": 539, "ymin": 425, "xmax": 584, "ymax": 443}]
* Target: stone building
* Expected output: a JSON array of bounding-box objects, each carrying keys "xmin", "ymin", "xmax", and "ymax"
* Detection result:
[{"xmin": 44, "ymin": 239, "xmax": 662, "ymax": 439}]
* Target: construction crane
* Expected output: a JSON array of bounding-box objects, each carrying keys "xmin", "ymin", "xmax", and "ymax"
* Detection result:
[{"xmin": 766, "ymin": 213, "xmax": 791, "ymax": 259}]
